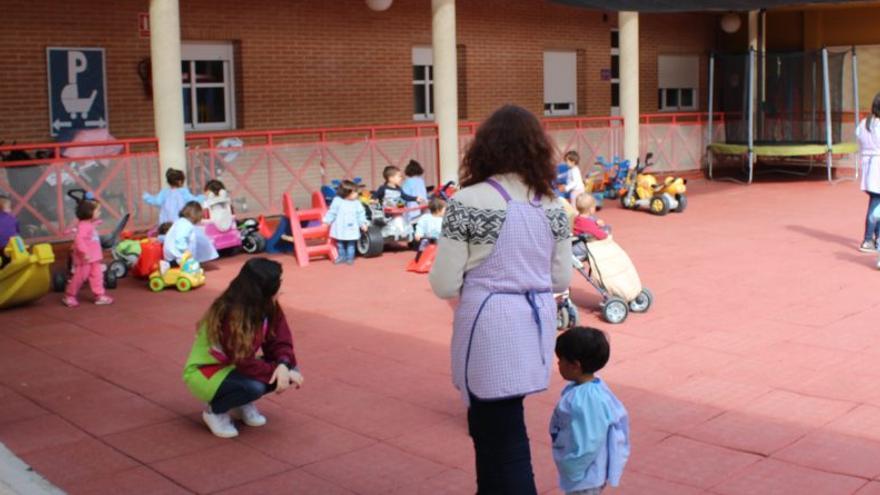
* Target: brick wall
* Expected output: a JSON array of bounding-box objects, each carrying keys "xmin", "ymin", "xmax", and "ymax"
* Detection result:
[{"xmin": 0, "ymin": 0, "xmax": 716, "ymax": 143}]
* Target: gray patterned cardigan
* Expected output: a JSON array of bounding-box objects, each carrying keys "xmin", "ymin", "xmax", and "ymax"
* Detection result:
[{"xmin": 429, "ymin": 174, "xmax": 573, "ymax": 299}]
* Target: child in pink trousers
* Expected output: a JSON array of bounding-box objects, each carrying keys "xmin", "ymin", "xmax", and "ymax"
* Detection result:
[{"xmin": 63, "ymin": 197, "xmax": 113, "ymax": 307}]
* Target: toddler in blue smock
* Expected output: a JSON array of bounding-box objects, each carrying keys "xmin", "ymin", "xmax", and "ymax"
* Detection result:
[
  {"xmin": 143, "ymin": 168, "xmax": 205, "ymax": 226},
  {"xmin": 550, "ymin": 327, "xmax": 630, "ymax": 495},
  {"xmin": 323, "ymin": 180, "xmax": 368, "ymax": 265},
  {"xmin": 162, "ymin": 201, "xmax": 205, "ymax": 272},
  {"xmin": 413, "ymin": 197, "xmax": 445, "ymax": 261},
  {"xmin": 402, "ymin": 159, "xmax": 428, "ymax": 222}
]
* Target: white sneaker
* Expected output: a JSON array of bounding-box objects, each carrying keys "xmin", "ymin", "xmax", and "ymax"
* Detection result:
[
  {"xmin": 202, "ymin": 410, "xmax": 239, "ymax": 438},
  {"xmin": 159, "ymin": 260, "xmax": 170, "ymax": 274},
  {"xmin": 231, "ymin": 402, "xmax": 267, "ymax": 427}
]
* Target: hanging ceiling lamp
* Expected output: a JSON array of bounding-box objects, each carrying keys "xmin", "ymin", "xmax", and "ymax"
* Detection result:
[
  {"xmin": 366, "ymin": 0, "xmax": 393, "ymax": 11},
  {"xmin": 720, "ymin": 12, "xmax": 742, "ymax": 34}
]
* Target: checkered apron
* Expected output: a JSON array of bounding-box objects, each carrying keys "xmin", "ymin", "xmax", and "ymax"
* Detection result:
[{"xmin": 451, "ymin": 179, "xmax": 556, "ymax": 405}]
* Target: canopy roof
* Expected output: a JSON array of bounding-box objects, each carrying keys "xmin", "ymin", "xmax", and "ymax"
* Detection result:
[{"xmin": 551, "ymin": 0, "xmax": 859, "ymax": 12}]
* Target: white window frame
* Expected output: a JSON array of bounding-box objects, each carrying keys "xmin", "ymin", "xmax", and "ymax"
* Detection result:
[
  {"xmin": 543, "ymin": 50, "xmax": 577, "ymax": 117},
  {"xmin": 657, "ymin": 54, "xmax": 699, "ymax": 112},
  {"xmin": 412, "ymin": 47, "xmax": 434, "ymax": 121},
  {"xmin": 181, "ymin": 42, "xmax": 236, "ymax": 131},
  {"xmin": 659, "ymin": 88, "xmax": 698, "ymax": 112},
  {"xmin": 611, "ymin": 29, "xmax": 620, "ymax": 116}
]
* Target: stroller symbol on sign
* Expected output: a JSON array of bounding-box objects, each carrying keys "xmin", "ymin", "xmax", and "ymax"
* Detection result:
[{"xmin": 60, "ymin": 51, "xmax": 97, "ymax": 120}]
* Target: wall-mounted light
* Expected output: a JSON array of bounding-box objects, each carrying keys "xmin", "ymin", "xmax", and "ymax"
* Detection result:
[
  {"xmin": 366, "ymin": 0, "xmax": 393, "ymax": 11},
  {"xmin": 721, "ymin": 12, "xmax": 742, "ymax": 34}
]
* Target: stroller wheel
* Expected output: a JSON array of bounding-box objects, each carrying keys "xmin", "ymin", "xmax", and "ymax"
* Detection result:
[
  {"xmin": 109, "ymin": 260, "xmax": 128, "ymax": 279},
  {"xmin": 556, "ymin": 297, "xmax": 579, "ymax": 331},
  {"xmin": 629, "ymin": 288, "xmax": 653, "ymax": 313},
  {"xmin": 602, "ymin": 297, "xmax": 629, "ymax": 324}
]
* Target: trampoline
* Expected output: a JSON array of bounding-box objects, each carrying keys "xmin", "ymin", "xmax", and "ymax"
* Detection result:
[{"xmin": 707, "ymin": 48, "xmax": 859, "ymax": 183}]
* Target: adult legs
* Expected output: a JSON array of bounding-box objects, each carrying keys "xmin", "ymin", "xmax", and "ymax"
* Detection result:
[
  {"xmin": 209, "ymin": 370, "xmax": 272, "ymax": 414},
  {"xmin": 468, "ymin": 395, "xmax": 537, "ymax": 495}
]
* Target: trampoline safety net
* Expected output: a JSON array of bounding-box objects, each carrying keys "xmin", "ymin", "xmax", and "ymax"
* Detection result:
[{"xmin": 714, "ymin": 50, "xmax": 847, "ymax": 146}]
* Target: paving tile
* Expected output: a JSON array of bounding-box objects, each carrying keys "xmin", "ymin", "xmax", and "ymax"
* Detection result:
[
  {"xmin": 150, "ymin": 443, "xmax": 290, "ymax": 494},
  {"xmin": 826, "ymin": 405, "xmax": 880, "ymax": 443},
  {"xmin": 0, "ymin": 385, "xmax": 49, "ymax": 425},
  {"xmin": 60, "ymin": 466, "xmax": 190, "ymax": 495},
  {"xmin": 630, "ymin": 436, "xmax": 761, "ymax": 489},
  {"xmin": 710, "ymin": 458, "xmax": 867, "ymax": 495},
  {"xmin": 624, "ymin": 392, "xmax": 723, "ymax": 434},
  {"xmin": 0, "ymin": 414, "xmax": 88, "ymax": 455},
  {"xmin": 666, "ymin": 376, "xmax": 772, "ymax": 410},
  {"xmin": 733, "ymin": 389, "xmax": 856, "ymax": 429},
  {"xmin": 856, "ymin": 482, "xmax": 880, "ymax": 495},
  {"xmin": 301, "ymin": 443, "xmax": 448, "ymax": 494},
  {"xmin": 773, "ymin": 429, "xmax": 880, "ymax": 479},
  {"xmin": 386, "ymin": 468, "xmax": 476, "ymax": 495},
  {"xmin": 40, "ymin": 390, "xmax": 176, "ymax": 437},
  {"xmin": 101, "ymin": 417, "xmax": 223, "ymax": 464},
  {"xmin": 21, "ymin": 437, "xmax": 139, "ymax": 486},
  {"xmin": 615, "ymin": 471, "xmax": 705, "ymax": 495},
  {"xmin": 214, "ymin": 468, "xmax": 353, "ymax": 495},
  {"xmin": 682, "ymin": 411, "xmax": 809, "ymax": 456}
]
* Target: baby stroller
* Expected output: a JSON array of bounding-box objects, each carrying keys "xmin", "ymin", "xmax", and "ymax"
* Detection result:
[{"xmin": 563, "ymin": 234, "xmax": 653, "ymax": 325}]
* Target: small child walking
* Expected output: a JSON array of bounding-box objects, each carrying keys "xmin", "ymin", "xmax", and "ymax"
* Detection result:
[
  {"xmin": 560, "ymin": 151, "xmax": 585, "ymax": 208},
  {"xmin": 550, "ymin": 327, "xmax": 629, "ymax": 495},
  {"xmin": 143, "ymin": 168, "xmax": 205, "ymax": 225},
  {"xmin": 63, "ymin": 196, "xmax": 113, "ymax": 307},
  {"xmin": 323, "ymin": 180, "xmax": 368, "ymax": 265},
  {"xmin": 183, "ymin": 258, "xmax": 303, "ymax": 438},
  {"xmin": 413, "ymin": 197, "xmax": 445, "ymax": 261}
]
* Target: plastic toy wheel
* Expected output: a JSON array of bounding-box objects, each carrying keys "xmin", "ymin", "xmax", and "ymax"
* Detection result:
[
  {"xmin": 52, "ymin": 271, "xmax": 68, "ymax": 293},
  {"xmin": 149, "ymin": 277, "xmax": 165, "ymax": 292},
  {"xmin": 649, "ymin": 196, "xmax": 670, "ymax": 216},
  {"xmin": 620, "ymin": 193, "xmax": 637, "ymax": 209},
  {"xmin": 109, "ymin": 260, "xmax": 128, "ymax": 279},
  {"xmin": 602, "ymin": 297, "xmax": 629, "ymax": 324},
  {"xmin": 673, "ymin": 194, "xmax": 687, "ymax": 213},
  {"xmin": 176, "ymin": 277, "xmax": 192, "ymax": 292},
  {"xmin": 242, "ymin": 233, "xmax": 266, "ymax": 254},
  {"xmin": 557, "ymin": 298, "xmax": 579, "ymax": 331},
  {"xmin": 357, "ymin": 225, "xmax": 385, "ymax": 258},
  {"xmin": 104, "ymin": 270, "xmax": 118, "ymax": 290},
  {"xmin": 629, "ymin": 288, "xmax": 653, "ymax": 313}
]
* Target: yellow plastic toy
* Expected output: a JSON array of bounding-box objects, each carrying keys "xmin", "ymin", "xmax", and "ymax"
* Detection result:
[
  {"xmin": 148, "ymin": 252, "xmax": 206, "ymax": 292},
  {"xmin": 0, "ymin": 236, "xmax": 55, "ymax": 309},
  {"xmin": 621, "ymin": 152, "xmax": 688, "ymax": 215}
]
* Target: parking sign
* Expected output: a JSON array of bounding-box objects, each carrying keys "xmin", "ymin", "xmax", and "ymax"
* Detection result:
[{"xmin": 46, "ymin": 47, "xmax": 108, "ymax": 136}]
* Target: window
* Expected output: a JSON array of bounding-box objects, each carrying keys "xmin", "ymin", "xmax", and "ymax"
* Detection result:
[
  {"xmin": 610, "ymin": 29, "xmax": 620, "ymax": 115},
  {"xmin": 658, "ymin": 55, "xmax": 699, "ymax": 111},
  {"xmin": 181, "ymin": 43, "xmax": 235, "ymax": 131},
  {"xmin": 543, "ymin": 51, "xmax": 577, "ymax": 116},
  {"xmin": 412, "ymin": 47, "xmax": 434, "ymax": 121}
]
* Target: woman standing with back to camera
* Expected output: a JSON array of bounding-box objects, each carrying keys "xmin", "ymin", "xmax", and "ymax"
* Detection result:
[
  {"xmin": 430, "ymin": 105, "xmax": 573, "ymax": 493},
  {"xmin": 858, "ymin": 92, "xmax": 880, "ymax": 256}
]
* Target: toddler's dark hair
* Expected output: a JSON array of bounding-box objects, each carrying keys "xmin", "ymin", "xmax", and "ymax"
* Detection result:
[
  {"xmin": 382, "ymin": 165, "xmax": 401, "ymax": 181},
  {"xmin": 405, "ymin": 159, "xmax": 424, "ymax": 177},
  {"xmin": 428, "ymin": 197, "xmax": 446, "ymax": 214},
  {"xmin": 204, "ymin": 179, "xmax": 226, "ymax": 195},
  {"xmin": 157, "ymin": 222, "xmax": 173, "ymax": 235},
  {"xmin": 336, "ymin": 180, "xmax": 359, "ymax": 199},
  {"xmin": 555, "ymin": 326, "xmax": 609, "ymax": 374},
  {"xmin": 564, "ymin": 150, "xmax": 580, "ymax": 164},
  {"xmin": 75, "ymin": 199, "xmax": 99, "ymax": 220},
  {"xmin": 166, "ymin": 168, "xmax": 185, "ymax": 187},
  {"xmin": 179, "ymin": 201, "xmax": 203, "ymax": 222}
]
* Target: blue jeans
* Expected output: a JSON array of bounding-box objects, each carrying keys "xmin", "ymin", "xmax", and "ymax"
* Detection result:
[
  {"xmin": 209, "ymin": 370, "xmax": 274, "ymax": 414},
  {"xmin": 338, "ymin": 240, "xmax": 356, "ymax": 261},
  {"xmin": 468, "ymin": 394, "xmax": 537, "ymax": 495},
  {"xmin": 865, "ymin": 192, "xmax": 880, "ymax": 243}
]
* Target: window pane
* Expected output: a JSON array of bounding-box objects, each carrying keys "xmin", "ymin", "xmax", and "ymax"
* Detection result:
[
  {"xmin": 413, "ymin": 65, "xmax": 425, "ymax": 80},
  {"xmin": 181, "ymin": 61, "xmax": 191, "ymax": 83},
  {"xmin": 611, "ymin": 83, "xmax": 620, "ymax": 107},
  {"xmin": 544, "ymin": 103, "xmax": 552, "ymax": 111},
  {"xmin": 194, "ymin": 61, "xmax": 225, "ymax": 83},
  {"xmin": 196, "ymin": 87, "xmax": 226, "ymax": 123},
  {"xmin": 183, "ymin": 87, "xmax": 192, "ymax": 125},
  {"xmin": 658, "ymin": 89, "xmax": 663, "ymax": 109},
  {"xmin": 681, "ymin": 88, "xmax": 694, "ymax": 107},
  {"xmin": 611, "ymin": 56, "xmax": 619, "ymax": 79},
  {"xmin": 428, "ymin": 83, "xmax": 434, "ymax": 114},
  {"xmin": 665, "ymin": 88, "xmax": 679, "ymax": 108},
  {"xmin": 428, "ymin": 65, "xmax": 433, "ymax": 80},
  {"xmin": 414, "ymin": 83, "xmax": 427, "ymax": 114},
  {"xmin": 611, "ymin": 30, "xmax": 619, "ymax": 49},
  {"xmin": 554, "ymin": 103, "xmax": 571, "ymax": 111}
]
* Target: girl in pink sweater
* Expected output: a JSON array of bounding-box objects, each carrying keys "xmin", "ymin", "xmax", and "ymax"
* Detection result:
[{"xmin": 63, "ymin": 198, "xmax": 112, "ymax": 307}]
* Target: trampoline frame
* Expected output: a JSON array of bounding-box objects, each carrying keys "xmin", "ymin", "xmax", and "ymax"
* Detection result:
[{"xmin": 707, "ymin": 47, "xmax": 860, "ymax": 184}]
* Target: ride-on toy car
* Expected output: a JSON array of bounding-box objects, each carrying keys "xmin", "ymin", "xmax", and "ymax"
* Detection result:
[
  {"xmin": 620, "ymin": 152, "xmax": 687, "ymax": 216},
  {"xmin": 148, "ymin": 252, "xmax": 206, "ymax": 292}
]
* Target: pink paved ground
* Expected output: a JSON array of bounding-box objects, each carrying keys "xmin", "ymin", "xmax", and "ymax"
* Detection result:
[{"xmin": 2, "ymin": 177, "xmax": 880, "ymax": 494}]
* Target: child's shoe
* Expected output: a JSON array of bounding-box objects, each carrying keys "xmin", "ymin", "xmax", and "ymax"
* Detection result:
[
  {"xmin": 159, "ymin": 260, "xmax": 170, "ymax": 274},
  {"xmin": 95, "ymin": 295, "xmax": 114, "ymax": 305},
  {"xmin": 346, "ymin": 258, "xmax": 355, "ymax": 265},
  {"xmin": 334, "ymin": 256, "xmax": 347, "ymax": 265},
  {"xmin": 231, "ymin": 402, "xmax": 267, "ymax": 427},
  {"xmin": 860, "ymin": 240, "xmax": 876, "ymax": 253},
  {"xmin": 61, "ymin": 296, "xmax": 79, "ymax": 308},
  {"xmin": 202, "ymin": 410, "xmax": 239, "ymax": 438}
]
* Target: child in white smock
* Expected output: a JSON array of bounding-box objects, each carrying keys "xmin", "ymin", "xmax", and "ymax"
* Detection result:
[{"xmin": 323, "ymin": 180, "xmax": 368, "ymax": 265}]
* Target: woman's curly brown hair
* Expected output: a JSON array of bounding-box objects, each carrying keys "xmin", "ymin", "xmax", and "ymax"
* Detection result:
[{"xmin": 459, "ymin": 105, "xmax": 555, "ymax": 198}]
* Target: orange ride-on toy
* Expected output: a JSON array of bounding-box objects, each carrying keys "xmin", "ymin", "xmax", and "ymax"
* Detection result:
[{"xmin": 620, "ymin": 152, "xmax": 687, "ymax": 216}]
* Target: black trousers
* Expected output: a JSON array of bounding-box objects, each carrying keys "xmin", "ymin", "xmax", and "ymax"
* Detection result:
[
  {"xmin": 468, "ymin": 394, "xmax": 538, "ymax": 495},
  {"xmin": 209, "ymin": 370, "xmax": 275, "ymax": 414}
]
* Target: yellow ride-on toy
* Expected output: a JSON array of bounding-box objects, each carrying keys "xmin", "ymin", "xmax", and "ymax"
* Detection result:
[
  {"xmin": 620, "ymin": 152, "xmax": 687, "ymax": 215},
  {"xmin": 148, "ymin": 252, "xmax": 205, "ymax": 292}
]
